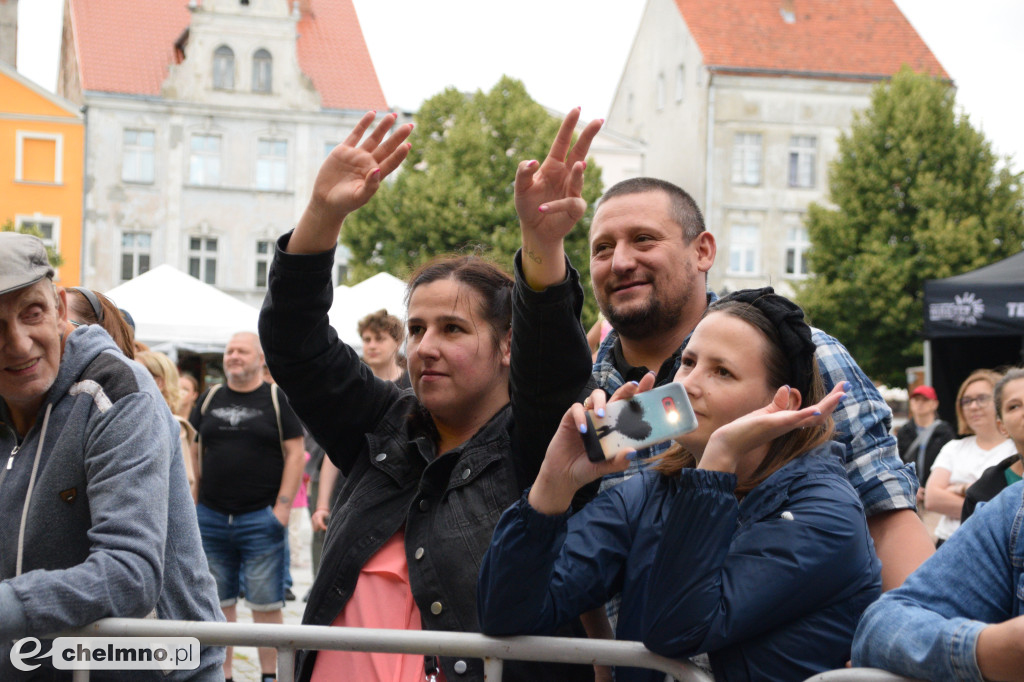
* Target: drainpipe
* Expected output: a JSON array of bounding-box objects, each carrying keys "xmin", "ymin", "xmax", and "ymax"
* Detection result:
[
  {"xmin": 703, "ymin": 71, "xmax": 715, "ymax": 225},
  {"xmin": 79, "ymin": 104, "xmax": 89, "ymax": 286}
]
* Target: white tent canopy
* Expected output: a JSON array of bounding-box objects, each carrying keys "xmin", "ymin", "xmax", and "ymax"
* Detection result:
[
  {"xmin": 328, "ymin": 272, "xmax": 408, "ymax": 352},
  {"xmin": 104, "ymin": 265, "xmax": 260, "ymax": 355}
]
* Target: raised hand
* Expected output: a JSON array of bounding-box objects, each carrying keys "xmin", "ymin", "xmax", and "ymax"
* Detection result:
[
  {"xmin": 289, "ymin": 111, "xmax": 413, "ymax": 254},
  {"xmin": 528, "ymin": 373, "xmax": 656, "ymax": 515},
  {"xmin": 699, "ymin": 382, "xmax": 849, "ymax": 479},
  {"xmin": 515, "ymin": 108, "xmax": 603, "ymax": 289}
]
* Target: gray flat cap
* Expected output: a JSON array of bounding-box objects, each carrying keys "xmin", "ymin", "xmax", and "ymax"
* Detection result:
[{"xmin": 0, "ymin": 232, "xmax": 55, "ymax": 296}]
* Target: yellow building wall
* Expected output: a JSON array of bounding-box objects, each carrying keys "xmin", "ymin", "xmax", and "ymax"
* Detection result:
[{"xmin": 0, "ymin": 69, "xmax": 85, "ymax": 286}]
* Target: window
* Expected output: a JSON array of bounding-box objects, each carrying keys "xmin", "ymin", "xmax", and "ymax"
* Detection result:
[
  {"xmin": 16, "ymin": 132, "xmax": 63, "ymax": 183},
  {"xmin": 323, "ymin": 141, "xmax": 338, "ymax": 159},
  {"xmin": 213, "ymin": 45, "xmax": 235, "ymax": 90},
  {"xmin": 785, "ymin": 226, "xmax": 811, "ymax": 277},
  {"xmin": 731, "ymin": 133, "xmax": 762, "ymax": 186},
  {"xmin": 16, "ymin": 216, "xmax": 59, "ymax": 251},
  {"xmin": 728, "ymin": 224, "xmax": 760, "ymax": 275},
  {"xmin": 675, "ymin": 65, "xmax": 685, "ymax": 103},
  {"xmin": 788, "ymin": 135, "xmax": 817, "ymax": 188},
  {"xmin": 121, "ymin": 231, "xmax": 152, "ymax": 281},
  {"xmin": 189, "ymin": 134, "xmax": 221, "ymax": 186},
  {"xmin": 122, "ymin": 129, "xmax": 155, "ymax": 183},
  {"xmin": 656, "ymin": 73, "xmax": 665, "ymax": 110},
  {"xmin": 256, "ymin": 138, "xmax": 288, "ymax": 191},
  {"xmin": 335, "ymin": 262, "xmax": 349, "ymax": 286},
  {"xmin": 255, "ymin": 239, "xmax": 274, "ymax": 288},
  {"xmin": 252, "ymin": 48, "xmax": 272, "ymax": 93},
  {"xmin": 188, "ymin": 236, "xmax": 218, "ymax": 284}
]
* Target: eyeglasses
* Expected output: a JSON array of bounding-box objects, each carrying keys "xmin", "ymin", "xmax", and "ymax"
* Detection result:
[{"xmin": 960, "ymin": 395, "xmax": 993, "ymax": 408}]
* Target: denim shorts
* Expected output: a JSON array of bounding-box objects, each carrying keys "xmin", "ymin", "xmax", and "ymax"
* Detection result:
[{"xmin": 196, "ymin": 503, "xmax": 286, "ymax": 611}]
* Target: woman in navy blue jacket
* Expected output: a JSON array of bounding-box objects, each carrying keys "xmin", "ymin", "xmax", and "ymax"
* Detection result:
[{"xmin": 478, "ymin": 289, "xmax": 882, "ymax": 682}]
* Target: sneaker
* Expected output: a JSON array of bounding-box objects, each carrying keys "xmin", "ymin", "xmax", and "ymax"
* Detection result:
[{"xmin": 284, "ymin": 588, "xmax": 296, "ymax": 601}]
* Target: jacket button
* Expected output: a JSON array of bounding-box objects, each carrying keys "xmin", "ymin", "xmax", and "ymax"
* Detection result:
[
  {"xmin": 461, "ymin": 468, "xmax": 471, "ymax": 480},
  {"xmin": 780, "ymin": 511, "xmax": 794, "ymax": 521},
  {"xmin": 414, "ymin": 547, "xmax": 425, "ymax": 560},
  {"xmin": 430, "ymin": 601, "xmax": 443, "ymax": 615},
  {"xmin": 374, "ymin": 452, "xmax": 387, "ymax": 462},
  {"xmin": 419, "ymin": 499, "xmax": 429, "ymax": 512},
  {"xmin": 453, "ymin": 660, "xmax": 468, "ymax": 674}
]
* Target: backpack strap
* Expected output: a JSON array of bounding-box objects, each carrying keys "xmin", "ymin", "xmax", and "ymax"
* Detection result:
[
  {"xmin": 196, "ymin": 383, "xmax": 223, "ymax": 475},
  {"xmin": 270, "ymin": 382, "xmax": 286, "ymax": 458}
]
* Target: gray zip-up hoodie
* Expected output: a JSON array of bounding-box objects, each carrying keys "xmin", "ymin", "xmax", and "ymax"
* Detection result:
[{"xmin": 0, "ymin": 326, "xmax": 224, "ymax": 680}]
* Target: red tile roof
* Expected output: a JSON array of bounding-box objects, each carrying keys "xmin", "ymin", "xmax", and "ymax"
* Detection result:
[
  {"xmin": 673, "ymin": 0, "xmax": 947, "ymax": 80},
  {"xmin": 67, "ymin": 0, "xmax": 386, "ymax": 110}
]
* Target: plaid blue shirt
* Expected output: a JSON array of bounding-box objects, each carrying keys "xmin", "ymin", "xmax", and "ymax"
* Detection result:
[{"xmin": 594, "ymin": 298, "xmax": 918, "ymax": 517}]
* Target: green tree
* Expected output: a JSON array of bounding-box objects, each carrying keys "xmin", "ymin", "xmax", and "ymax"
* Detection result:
[
  {"xmin": 341, "ymin": 76, "xmax": 604, "ymax": 323},
  {"xmin": 1, "ymin": 218, "xmax": 64, "ymax": 268},
  {"xmin": 797, "ymin": 67, "xmax": 1024, "ymax": 386}
]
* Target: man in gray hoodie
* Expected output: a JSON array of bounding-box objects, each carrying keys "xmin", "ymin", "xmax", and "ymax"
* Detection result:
[{"xmin": 0, "ymin": 232, "xmax": 225, "ymax": 680}]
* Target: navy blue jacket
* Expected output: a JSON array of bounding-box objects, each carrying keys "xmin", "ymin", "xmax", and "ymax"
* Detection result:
[{"xmin": 478, "ymin": 445, "xmax": 882, "ymax": 681}]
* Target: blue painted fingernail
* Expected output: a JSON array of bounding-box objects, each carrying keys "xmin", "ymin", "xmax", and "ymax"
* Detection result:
[
  {"xmin": 626, "ymin": 450, "xmax": 638, "ymax": 460},
  {"xmin": 839, "ymin": 394, "xmax": 848, "ymax": 401},
  {"xmin": 842, "ymin": 381, "xmax": 851, "ymax": 391},
  {"xmin": 578, "ymin": 422, "xmax": 587, "ymax": 434},
  {"xmin": 630, "ymin": 381, "xmax": 640, "ymax": 387},
  {"xmin": 596, "ymin": 408, "xmax": 606, "ymax": 418},
  {"xmin": 813, "ymin": 411, "xmax": 821, "ymax": 416}
]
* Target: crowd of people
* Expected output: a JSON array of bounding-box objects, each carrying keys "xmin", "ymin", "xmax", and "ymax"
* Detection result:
[{"xmin": 0, "ymin": 107, "xmax": 1022, "ymax": 682}]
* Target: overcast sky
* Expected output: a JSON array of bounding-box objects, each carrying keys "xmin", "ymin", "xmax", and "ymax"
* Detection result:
[{"xmin": 16, "ymin": 0, "xmax": 1023, "ymax": 172}]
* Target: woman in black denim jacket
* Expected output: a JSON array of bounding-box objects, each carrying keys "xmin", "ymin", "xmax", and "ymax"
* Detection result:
[{"xmin": 259, "ymin": 112, "xmax": 599, "ymax": 682}]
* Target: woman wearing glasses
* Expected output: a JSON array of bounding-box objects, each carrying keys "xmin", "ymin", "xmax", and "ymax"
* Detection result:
[{"xmin": 924, "ymin": 369, "xmax": 1015, "ymax": 546}]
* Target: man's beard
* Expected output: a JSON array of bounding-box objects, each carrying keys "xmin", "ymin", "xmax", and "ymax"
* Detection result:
[{"xmin": 600, "ymin": 291, "xmax": 685, "ymax": 341}]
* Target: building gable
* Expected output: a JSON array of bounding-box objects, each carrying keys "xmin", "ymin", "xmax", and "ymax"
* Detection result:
[{"xmin": 0, "ymin": 61, "xmax": 82, "ymax": 119}]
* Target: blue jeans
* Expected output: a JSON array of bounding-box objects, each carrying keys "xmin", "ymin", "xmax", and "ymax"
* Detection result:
[
  {"xmin": 853, "ymin": 481, "xmax": 1024, "ymax": 681},
  {"xmin": 197, "ymin": 503, "xmax": 286, "ymax": 611}
]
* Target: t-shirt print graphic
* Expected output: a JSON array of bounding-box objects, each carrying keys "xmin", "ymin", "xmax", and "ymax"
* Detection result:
[{"xmin": 210, "ymin": 405, "xmax": 261, "ymax": 427}]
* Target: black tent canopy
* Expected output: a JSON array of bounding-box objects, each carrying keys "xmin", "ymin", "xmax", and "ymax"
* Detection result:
[{"xmin": 922, "ymin": 251, "xmax": 1024, "ymax": 425}]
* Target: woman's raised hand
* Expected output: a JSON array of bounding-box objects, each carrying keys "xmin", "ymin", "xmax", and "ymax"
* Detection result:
[
  {"xmin": 289, "ymin": 111, "xmax": 413, "ymax": 254},
  {"xmin": 515, "ymin": 108, "xmax": 603, "ymax": 289},
  {"xmin": 527, "ymin": 373, "xmax": 656, "ymax": 515},
  {"xmin": 699, "ymin": 381, "xmax": 849, "ymax": 477}
]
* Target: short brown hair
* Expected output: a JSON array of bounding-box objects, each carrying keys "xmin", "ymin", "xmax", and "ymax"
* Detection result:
[
  {"xmin": 598, "ymin": 177, "xmax": 705, "ymax": 242},
  {"xmin": 357, "ymin": 308, "xmax": 404, "ymax": 344}
]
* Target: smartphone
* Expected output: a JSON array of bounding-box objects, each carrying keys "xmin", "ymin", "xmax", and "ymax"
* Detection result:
[{"xmin": 581, "ymin": 382, "xmax": 697, "ymax": 462}]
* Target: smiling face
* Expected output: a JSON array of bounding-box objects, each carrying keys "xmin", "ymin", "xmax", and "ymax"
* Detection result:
[
  {"xmin": 672, "ymin": 311, "xmax": 776, "ymax": 456},
  {"xmin": 589, "ymin": 191, "xmax": 713, "ymax": 340},
  {"xmin": 997, "ymin": 377, "xmax": 1024, "ymax": 452},
  {"xmin": 959, "ymin": 379, "xmax": 997, "ymax": 435},
  {"xmin": 0, "ymin": 280, "xmax": 67, "ymax": 433},
  {"xmin": 406, "ymin": 278, "xmax": 510, "ymax": 432}
]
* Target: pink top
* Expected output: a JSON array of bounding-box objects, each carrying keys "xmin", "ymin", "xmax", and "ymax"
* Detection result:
[{"xmin": 311, "ymin": 530, "xmax": 445, "ymax": 682}]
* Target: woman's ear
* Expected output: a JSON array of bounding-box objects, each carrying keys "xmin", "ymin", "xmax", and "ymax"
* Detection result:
[
  {"xmin": 499, "ymin": 329, "xmax": 512, "ymax": 368},
  {"xmin": 785, "ymin": 386, "xmax": 803, "ymax": 411},
  {"xmin": 996, "ymin": 417, "xmax": 1008, "ymax": 438}
]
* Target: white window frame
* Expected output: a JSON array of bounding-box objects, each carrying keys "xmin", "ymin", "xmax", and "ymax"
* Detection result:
[
  {"xmin": 15, "ymin": 131, "xmax": 64, "ymax": 184},
  {"xmin": 188, "ymin": 236, "xmax": 219, "ymax": 285},
  {"xmin": 788, "ymin": 135, "xmax": 817, "ymax": 188},
  {"xmin": 255, "ymin": 138, "xmax": 288, "ymax": 191},
  {"xmin": 252, "ymin": 48, "xmax": 273, "ymax": 93},
  {"xmin": 122, "ymin": 128, "xmax": 155, "ymax": 184},
  {"xmin": 731, "ymin": 133, "xmax": 762, "ymax": 186},
  {"xmin": 784, "ymin": 225, "xmax": 812, "ymax": 278},
  {"xmin": 120, "ymin": 231, "xmax": 153, "ymax": 282},
  {"xmin": 189, "ymin": 133, "xmax": 222, "ymax": 186},
  {"xmin": 675, "ymin": 65, "xmax": 685, "ymax": 103},
  {"xmin": 656, "ymin": 72, "xmax": 666, "ymax": 110},
  {"xmin": 213, "ymin": 45, "xmax": 235, "ymax": 90},
  {"xmin": 15, "ymin": 214, "xmax": 61, "ymax": 251},
  {"xmin": 254, "ymin": 239, "xmax": 275, "ymax": 288},
  {"xmin": 728, "ymin": 224, "xmax": 761, "ymax": 275}
]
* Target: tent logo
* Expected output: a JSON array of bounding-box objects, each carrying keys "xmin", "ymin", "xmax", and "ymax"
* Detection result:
[{"xmin": 929, "ymin": 292, "xmax": 985, "ymax": 327}]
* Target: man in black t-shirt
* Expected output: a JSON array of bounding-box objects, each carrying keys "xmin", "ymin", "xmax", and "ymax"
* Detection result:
[{"xmin": 190, "ymin": 331, "xmax": 304, "ymax": 682}]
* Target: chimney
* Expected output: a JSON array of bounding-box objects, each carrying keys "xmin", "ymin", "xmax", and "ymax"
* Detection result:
[{"xmin": 0, "ymin": 0, "xmax": 18, "ymax": 68}]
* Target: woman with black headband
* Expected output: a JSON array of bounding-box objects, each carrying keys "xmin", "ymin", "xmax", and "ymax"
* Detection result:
[
  {"xmin": 66, "ymin": 286, "xmax": 136, "ymax": 359},
  {"xmin": 478, "ymin": 287, "xmax": 882, "ymax": 682}
]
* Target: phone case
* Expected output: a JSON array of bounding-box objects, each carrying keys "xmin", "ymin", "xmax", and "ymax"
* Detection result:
[{"xmin": 581, "ymin": 382, "xmax": 697, "ymax": 462}]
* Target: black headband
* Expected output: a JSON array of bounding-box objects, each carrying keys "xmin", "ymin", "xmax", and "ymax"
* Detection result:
[
  {"xmin": 68, "ymin": 287, "xmax": 104, "ymax": 324},
  {"xmin": 711, "ymin": 287, "xmax": 816, "ymax": 399}
]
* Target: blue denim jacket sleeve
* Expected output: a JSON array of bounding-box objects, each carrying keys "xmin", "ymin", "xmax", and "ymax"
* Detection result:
[{"xmin": 852, "ymin": 482, "xmax": 1024, "ymax": 681}]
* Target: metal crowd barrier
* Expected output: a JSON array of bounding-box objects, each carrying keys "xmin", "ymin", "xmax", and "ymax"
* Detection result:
[
  {"xmin": 61, "ymin": 618, "xmax": 712, "ymax": 681},
  {"xmin": 60, "ymin": 618, "xmax": 919, "ymax": 681}
]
